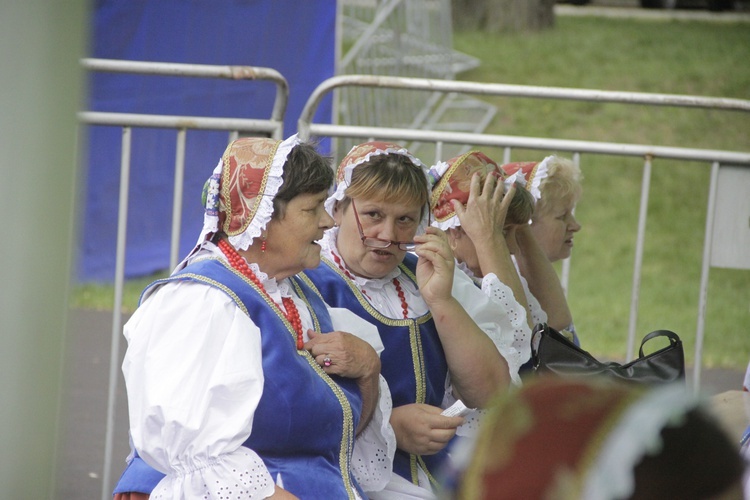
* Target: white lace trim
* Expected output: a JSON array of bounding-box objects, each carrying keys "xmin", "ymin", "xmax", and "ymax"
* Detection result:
[
  {"xmin": 229, "ymin": 134, "xmax": 300, "ymax": 251},
  {"xmin": 581, "ymin": 384, "xmax": 703, "ymax": 500},
  {"xmin": 149, "ymin": 447, "xmax": 276, "ymax": 499},
  {"xmin": 352, "ymin": 376, "xmax": 397, "ymax": 493},
  {"xmin": 479, "ymin": 272, "xmax": 531, "ymax": 385},
  {"xmin": 526, "ymin": 155, "xmax": 551, "ymax": 202}
]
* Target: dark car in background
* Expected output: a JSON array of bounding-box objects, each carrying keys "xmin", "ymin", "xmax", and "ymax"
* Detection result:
[{"xmin": 560, "ymin": 0, "xmax": 743, "ymax": 10}]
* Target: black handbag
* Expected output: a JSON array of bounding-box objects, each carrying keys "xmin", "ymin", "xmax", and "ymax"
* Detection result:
[{"xmin": 531, "ymin": 323, "xmax": 685, "ymax": 385}]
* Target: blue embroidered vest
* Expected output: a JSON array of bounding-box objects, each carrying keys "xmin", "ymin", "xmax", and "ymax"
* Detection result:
[
  {"xmin": 114, "ymin": 258, "xmax": 364, "ymax": 499},
  {"xmin": 301, "ymin": 253, "xmax": 449, "ymax": 489}
]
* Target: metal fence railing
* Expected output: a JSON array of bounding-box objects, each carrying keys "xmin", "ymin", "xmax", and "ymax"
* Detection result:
[
  {"xmin": 78, "ymin": 58, "xmax": 289, "ymax": 500},
  {"xmin": 298, "ymin": 73, "xmax": 750, "ymax": 393}
]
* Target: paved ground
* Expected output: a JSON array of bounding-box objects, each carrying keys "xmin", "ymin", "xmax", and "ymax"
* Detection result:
[{"xmin": 57, "ymin": 308, "xmax": 746, "ymax": 499}]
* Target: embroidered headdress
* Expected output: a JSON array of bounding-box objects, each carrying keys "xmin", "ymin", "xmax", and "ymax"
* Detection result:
[
  {"xmin": 448, "ymin": 378, "xmax": 731, "ymax": 500},
  {"xmin": 499, "ymin": 156, "xmax": 553, "ymax": 202},
  {"xmin": 429, "ymin": 151, "xmax": 525, "ymax": 231},
  {"xmin": 198, "ymin": 134, "xmax": 300, "ymax": 251}
]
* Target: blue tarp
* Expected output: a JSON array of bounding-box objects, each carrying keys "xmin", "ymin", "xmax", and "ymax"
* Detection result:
[{"xmin": 80, "ymin": 0, "xmax": 336, "ymax": 281}]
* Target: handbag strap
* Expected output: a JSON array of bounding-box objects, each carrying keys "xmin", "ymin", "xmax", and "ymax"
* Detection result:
[{"xmin": 639, "ymin": 330, "xmax": 681, "ymax": 358}]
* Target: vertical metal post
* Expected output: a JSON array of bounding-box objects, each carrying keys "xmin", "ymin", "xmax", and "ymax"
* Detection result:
[
  {"xmin": 102, "ymin": 127, "xmax": 131, "ymax": 500},
  {"xmin": 170, "ymin": 129, "xmax": 187, "ymax": 271},
  {"xmin": 626, "ymin": 155, "xmax": 652, "ymax": 361},
  {"xmin": 693, "ymin": 161, "xmax": 720, "ymax": 394},
  {"xmin": 503, "ymin": 147, "xmax": 511, "ymax": 164},
  {"xmin": 434, "ymin": 141, "xmax": 444, "ymax": 165}
]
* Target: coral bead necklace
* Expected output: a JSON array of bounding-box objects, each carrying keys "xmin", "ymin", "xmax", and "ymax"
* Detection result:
[
  {"xmin": 391, "ymin": 278, "xmax": 409, "ymax": 319},
  {"xmin": 217, "ymin": 238, "xmax": 305, "ymax": 350}
]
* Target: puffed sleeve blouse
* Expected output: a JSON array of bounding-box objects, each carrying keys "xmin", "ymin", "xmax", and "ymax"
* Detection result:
[{"xmin": 123, "ymin": 245, "xmax": 394, "ymax": 499}]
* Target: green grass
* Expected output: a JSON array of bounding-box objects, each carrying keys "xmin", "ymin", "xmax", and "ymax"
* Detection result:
[
  {"xmin": 453, "ymin": 16, "xmax": 750, "ymax": 369},
  {"xmin": 72, "ymin": 15, "xmax": 750, "ymax": 369},
  {"xmin": 70, "ymin": 271, "xmax": 168, "ymax": 312}
]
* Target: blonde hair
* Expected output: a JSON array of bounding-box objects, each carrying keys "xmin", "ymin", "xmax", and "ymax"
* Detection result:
[
  {"xmin": 534, "ymin": 156, "xmax": 583, "ymax": 218},
  {"xmin": 341, "ymin": 153, "xmax": 429, "ymax": 213}
]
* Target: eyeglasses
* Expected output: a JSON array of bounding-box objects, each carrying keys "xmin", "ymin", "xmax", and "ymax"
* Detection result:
[{"xmin": 350, "ymin": 199, "xmax": 426, "ymax": 252}]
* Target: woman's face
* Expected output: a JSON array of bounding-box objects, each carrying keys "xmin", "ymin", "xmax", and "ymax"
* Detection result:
[
  {"xmin": 530, "ymin": 198, "xmax": 581, "ymax": 262},
  {"xmin": 263, "ymin": 189, "xmax": 333, "ymax": 279},
  {"xmin": 450, "ymin": 227, "xmax": 481, "ymax": 277},
  {"xmin": 334, "ymin": 196, "xmax": 423, "ymax": 279}
]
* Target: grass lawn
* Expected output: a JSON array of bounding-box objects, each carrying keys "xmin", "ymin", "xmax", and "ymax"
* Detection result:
[
  {"xmin": 453, "ymin": 15, "xmax": 750, "ymax": 369},
  {"xmin": 72, "ymin": 14, "xmax": 750, "ymax": 369}
]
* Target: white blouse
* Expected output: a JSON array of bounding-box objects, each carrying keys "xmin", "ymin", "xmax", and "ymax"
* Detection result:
[{"xmin": 123, "ymin": 243, "xmax": 395, "ymax": 499}]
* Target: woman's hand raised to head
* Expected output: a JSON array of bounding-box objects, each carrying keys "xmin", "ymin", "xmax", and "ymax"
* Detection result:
[
  {"xmin": 414, "ymin": 227, "xmax": 455, "ymax": 307},
  {"xmin": 304, "ymin": 329, "xmax": 380, "ymax": 381},
  {"xmin": 453, "ymin": 173, "xmax": 516, "ymax": 249}
]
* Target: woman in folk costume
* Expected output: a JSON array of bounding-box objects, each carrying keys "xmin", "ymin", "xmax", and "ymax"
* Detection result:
[
  {"xmin": 445, "ymin": 377, "xmax": 745, "ymax": 500},
  {"xmin": 301, "ymin": 141, "xmax": 519, "ymax": 499},
  {"xmin": 501, "ymin": 156, "xmax": 581, "ymax": 343},
  {"xmin": 429, "ymin": 151, "xmax": 573, "ymax": 372},
  {"xmin": 113, "ymin": 136, "xmax": 394, "ymax": 499}
]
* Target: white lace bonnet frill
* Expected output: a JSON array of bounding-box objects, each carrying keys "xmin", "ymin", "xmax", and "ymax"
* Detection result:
[
  {"xmin": 325, "ymin": 140, "xmax": 432, "ymax": 232},
  {"xmin": 428, "ymin": 150, "xmax": 528, "ymax": 231},
  {"xmin": 175, "ymin": 134, "xmax": 300, "ymax": 272},
  {"xmin": 498, "ymin": 155, "xmax": 553, "ymax": 203}
]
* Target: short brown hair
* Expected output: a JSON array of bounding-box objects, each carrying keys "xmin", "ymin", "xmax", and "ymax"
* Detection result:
[{"xmin": 340, "ymin": 153, "xmax": 428, "ymax": 216}]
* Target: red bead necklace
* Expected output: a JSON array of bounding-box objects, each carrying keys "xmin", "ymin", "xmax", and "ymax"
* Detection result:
[
  {"xmin": 392, "ymin": 278, "xmax": 409, "ymax": 319},
  {"xmin": 218, "ymin": 239, "xmax": 305, "ymax": 349}
]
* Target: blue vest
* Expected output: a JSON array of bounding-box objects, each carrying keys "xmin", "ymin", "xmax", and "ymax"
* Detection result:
[
  {"xmin": 114, "ymin": 258, "xmax": 364, "ymax": 499},
  {"xmin": 301, "ymin": 253, "xmax": 448, "ymax": 489}
]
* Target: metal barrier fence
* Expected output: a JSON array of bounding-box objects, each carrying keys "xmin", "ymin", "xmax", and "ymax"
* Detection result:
[
  {"xmin": 298, "ymin": 73, "xmax": 750, "ymax": 391},
  {"xmin": 78, "ymin": 58, "xmax": 289, "ymax": 500}
]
